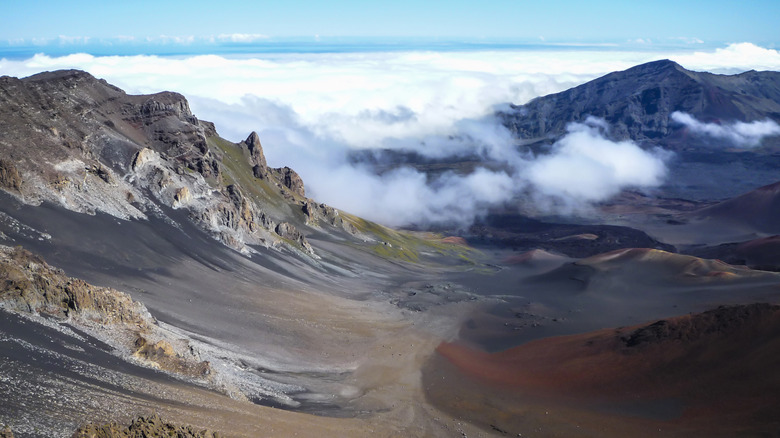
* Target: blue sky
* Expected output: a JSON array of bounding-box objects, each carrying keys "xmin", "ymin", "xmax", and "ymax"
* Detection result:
[{"xmin": 1, "ymin": 0, "xmax": 778, "ymax": 46}]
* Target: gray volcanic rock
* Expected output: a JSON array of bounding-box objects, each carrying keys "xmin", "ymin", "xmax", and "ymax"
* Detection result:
[
  {"xmin": 0, "ymin": 70, "xmax": 355, "ymax": 256},
  {"xmin": 0, "ymin": 159, "xmax": 21, "ymax": 191},
  {"xmin": 500, "ymin": 60, "xmax": 780, "ymax": 146},
  {"xmin": 274, "ymin": 166, "xmax": 305, "ymax": 197},
  {"xmin": 240, "ymin": 131, "xmax": 269, "ymax": 178},
  {"xmin": 239, "ymin": 136, "xmax": 304, "ymax": 197},
  {"xmin": 275, "ymin": 221, "xmax": 314, "ymax": 254},
  {"xmin": 302, "ymin": 200, "xmax": 358, "ymax": 234}
]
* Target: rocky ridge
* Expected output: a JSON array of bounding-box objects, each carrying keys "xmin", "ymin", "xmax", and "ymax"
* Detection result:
[
  {"xmin": 0, "ymin": 70, "xmax": 357, "ymax": 256},
  {"xmin": 620, "ymin": 302, "xmax": 780, "ymax": 348},
  {"xmin": 500, "ymin": 60, "xmax": 780, "ymax": 147}
]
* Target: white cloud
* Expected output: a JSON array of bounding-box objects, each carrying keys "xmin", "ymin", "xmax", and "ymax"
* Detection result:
[
  {"xmin": 216, "ymin": 34, "xmax": 270, "ymax": 43},
  {"xmin": 671, "ymin": 111, "xmax": 780, "ymax": 148},
  {"xmin": 671, "ymin": 42, "xmax": 780, "ymax": 73},
  {"xmin": 669, "ymin": 37, "xmax": 705, "ymax": 45},
  {"xmin": 526, "ymin": 119, "xmax": 670, "ymax": 210},
  {"xmin": 0, "ymin": 43, "xmax": 775, "ymax": 226},
  {"xmin": 145, "ymin": 35, "xmax": 196, "ymax": 45},
  {"xmin": 56, "ymin": 35, "xmax": 90, "ymax": 45}
]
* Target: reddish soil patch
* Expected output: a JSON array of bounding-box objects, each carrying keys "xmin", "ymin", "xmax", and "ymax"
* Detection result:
[
  {"xmin": 426, "ymin": 303, "xmax": 780, "ymax": 437},
  {"xmin": 441, "ymin": 236, "xmax": 468, "ymax": 246}
]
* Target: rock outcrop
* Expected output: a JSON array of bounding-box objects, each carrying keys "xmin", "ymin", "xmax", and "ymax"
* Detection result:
[
  {"xmin": 0, "ymin": 245, "xmax": 211, "ymax": 378},
  {"xmin": 72, "ymin": 415, "xmax": 221, "ymax": 438},
  {"xmin": 240, "ymin": 131, "xmax": 268, "ymax": 178},
  {"xmin": 275, "ymin": 222, "xmax": 314, "ymax": 254},
  {"xmin": 0, "ymin": 245, "xmax": 150, "ymax": 325},
  {"xmin": 130, "ymin": 147, "xmax": 157, "ymax": 171},
  {"xmin": 0, "ymin": 426, "xmax": 14, "ymax": 438},
  {"xmin": 273, "ymin": 166, "xmax": 305, "ymax": 197},
  {"xmin": 302, "ymin": 200, "xmax": 357, "ymax": 234},
  {"xmin": 133, "ymin": 336, "xmax": 211, "ymax": 377},
  {"xmin": 620, "ymin": 303, "xmax": 780, "ymax": 348},
  {"xmin": 173, "ymin": 186, "xmax": 192, "ymax": 207},
  {"xmin": 0, "ymin": 159, "xmax": 21, "ymax": 191}
]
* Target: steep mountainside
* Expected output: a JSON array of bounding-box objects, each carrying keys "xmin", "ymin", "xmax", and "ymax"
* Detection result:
[
  {"xmin": 500, "ymin": 59, "xmax": 780, "ymax": 146},
  {"xmin": 0, "ymin": 70, "xmax": 482, "ymax": 437},
  {"xmin": 0, "ymin": 69, "xmax": 355, "ymax": 256}
]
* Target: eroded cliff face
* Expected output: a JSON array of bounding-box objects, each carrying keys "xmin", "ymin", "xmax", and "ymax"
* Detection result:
[
  {"xmin": 0, "ymin": 245, "xmax": 210, "ymax": 378},
  {"xmin": 0, "ymin": 70, "xmax": 357, "ymax": 256}
]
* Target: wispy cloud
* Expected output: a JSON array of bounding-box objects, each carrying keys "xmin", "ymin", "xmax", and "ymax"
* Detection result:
[
  {"xmin": 671, "ymin": 112, "xmax": 780, "ymax": 148},
  {"xmin": 56, "ymin": 35, "xmax": 91, "ymax": 45},
  {"xmin": 669, "ymin": 36, "xmax": 705, "ymax": 45},
  {"xmin": 526, "ymin": 118, "xmax": 670, "ymax": 213},
  {"xmin": 146, "ymin": 35, "xmax": 196, "ymax": 45},
  {"xmin": 215, "ymin": 34, "xmax": 270, "ymax": 43}
]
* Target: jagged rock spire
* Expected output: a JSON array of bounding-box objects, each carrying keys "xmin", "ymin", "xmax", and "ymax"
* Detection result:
[{"xmin": 243, "ymin": 131, "xmax": 268, "ymax": 178}]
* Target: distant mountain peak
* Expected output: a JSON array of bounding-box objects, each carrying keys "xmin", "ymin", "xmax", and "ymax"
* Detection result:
[
  {"xmin": 629, "ymin": 58, "xmax": 683, "ymax": 71},
  {"xmin": 500, "ymin": 59, "xmax": 780, "ymax": 147},
  {"xmin": 24, "ymin": 69, "xmax": 97, "ymax": 81}
]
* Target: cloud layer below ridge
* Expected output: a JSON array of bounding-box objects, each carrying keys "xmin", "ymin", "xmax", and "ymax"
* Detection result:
[{"xmin": 1, "ymin": 43, "xmax": 778, "ymax": 227}]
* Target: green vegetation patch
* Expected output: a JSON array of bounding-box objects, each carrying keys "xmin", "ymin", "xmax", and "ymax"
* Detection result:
[
  {"xmin": 342, "ymin": 213, "xmax": 480, "ymax": 265},
  {"xmin": 207, "ymin": 136, "xmax": 290, "ymax": 213}
]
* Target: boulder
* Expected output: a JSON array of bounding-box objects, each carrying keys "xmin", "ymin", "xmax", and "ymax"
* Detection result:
[
  {"xmin": 173, "ymin": 186, "xmax": 192, "ymax": 207},
  {"xmin": 0, "ymin": 159, "xmax": 22, "ymax": 191},
  {"xmin": 131, "ymin": 148, "xmax": 157, "ymax": 171},
  {"xmin": 275, "ymin": 222, "xmax": 314, "ymax": 254}
]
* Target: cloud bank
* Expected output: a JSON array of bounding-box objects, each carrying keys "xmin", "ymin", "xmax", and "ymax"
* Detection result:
[
  {"xmin": 0, "ymin": 43, "xmax": 775, "ymax": 227},
  {"xmin": 671, "ymin": 112, "xmax": 780, "ymax": 148},
  {"xmin": 527, "ymin": 118, "xmax": 670, "ymax": 206},
  {"xmin": 672, "ymin": 42, "xmax": 780, "ymax": 73}
]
